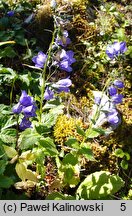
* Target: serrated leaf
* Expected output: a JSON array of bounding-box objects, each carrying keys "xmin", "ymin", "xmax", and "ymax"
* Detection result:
[
  {"xmin": 0, "ymin": 115, "xmax": 16, "ymax": 130},
  {"xmin": 39, "ymin": 137, "xmax": 58, "ymax": 156},
  {"xmin": 63, "ymin": 165, "xmax": 80, "ymax": 187},
  {"xmin": 65, "ymin": 137, "xmax": 80, "ymax": 149},
  {"xmin": 35, "ymin": 123, "xmax": 51, "ymax": 135},
  {"xmin": 0, "ymin": 160, "xmax": 8, "ymax": 175},
  {"xmin": 76, "ymin": 171, "xmax": 124, "ymax": 199},
  {"xmin": 79, "ymin": 143, "xmax": 95, "ymax": 161},
  {"xmin": 63, "ymin": 153, "xmax": 78, "ymax": 166},
  {"xmin": 41, "ymin": 105, "xmax": 64, "ymax": 128},
  {"xmin": 86, "ymin": 127, "xmax": 105, "ymax": 138},
  {"xmin": 3, "ymin": 145, "xmax": 17, "ymax": 158},
  {"xmin": 0, "ymin": 129, "xmax": 17, "ymax": 144},
  {"xmin": 76, "ymin": 125, "xmax": 86, "ymax": 137},
  {"xmin": 19, "ymin": 74, "xmax": 31, "ymax": 86},
  {"xmin": 0, "ymin": 104, "xmax": 12, "ymax": 115},
  {"xmin": 19, "ymin": 128, "xmax": 41, "ymax": 150},
  {"xmin": 0, "ymin": 175, "xmax": 14, "ymax": 188}
]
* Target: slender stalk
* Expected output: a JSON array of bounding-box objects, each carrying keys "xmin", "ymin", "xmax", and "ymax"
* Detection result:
[
  {"xmin": 16, "ymin": 115, "xmax": 19, "ymax": 152},
  {"xmin": 39, "ymin": 29, "xmax": 57, "ymax": 122},
  {"xmin": 10, "ymin": 77, "xmax": 16, "ymax": 105}
]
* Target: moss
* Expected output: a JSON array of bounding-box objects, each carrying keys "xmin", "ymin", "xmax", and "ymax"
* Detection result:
[
  {"xmin": 32, "ymin": 1, "xmax": 54, "ymax": 51},
  {"xmin": 53, "ymin": 114, "xmax": 84, "ymax": 145}
]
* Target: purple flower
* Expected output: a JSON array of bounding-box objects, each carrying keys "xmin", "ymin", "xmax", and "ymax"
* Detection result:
[
  {"xmin": 22, "ymin": 104, "xmax": 37, "ymax": 117},
  {"xmin": 19, "ymin": 117, "xmax": 32, "ymax": 131},
  {"xmin": 108, "ymin": 85, "xmax": 117, "ymax": 96},
  {"xmin": 66, "ymin": 51, "xmax": 76, "ymax": 65},
  {"xmin": 106, "ymin": 41, "xmax": 127, "ymax": 59},
  {"xmin": 113, "ymin": 80, "xmax": 124, "ymax": 88},
  {"xmin": 44, "ymin": 87, "xmax": 54, "ymax": 100},
  {"xmin": 92, "ymin": 91, "xmax": 122, "ymax": 128},
  {"xmin": 12, "ymin": 90, "xmax": 37, "ymax": 130},
  {"xmin": 19, "ymin": 91, "xmax": 33, "ymax": 107},
  {"xmin": 7, "ymin": 11, "xmax": 15, "ymax": 17},
  {"xmin": 59, "ymin": 60, "xmax": 72, "ymax": 72},
  {"xmin": 12, "ymin": 102, "xmax": 22, "ymax": 114},
  {"xmin": 52, "ymin": 78, "xmax": 72, "ymax": 92},
  {"xmin": 107, "ymin": 112, "xmax": 119, "ymax": 125},
  {"xmin": 56, "ymin": 30, "xmax": 71, "ymax": 47},
  {"xmin": 111, "ymin": 94, "xmax": 124, "ymax": 104},
  {"xmin": 57, "ymin": 49, "xmax": 76, "ymax": 72},
  {"xmin": 32, "ymin": 51, "xmax": 47, "ymax": 68}
]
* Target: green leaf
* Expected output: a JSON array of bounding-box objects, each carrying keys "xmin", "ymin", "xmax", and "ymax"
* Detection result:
[
  {"xmin": 120, "ymin": 160, "xmax": 128, "ymax": 170},
  {"xmin": 63, "ymin": 166, "xmax": 80, "ymax": 187},
  {"xmin": 63, "ymin": 153, "xmax": 78, "ymax": 166},
  {"xmin": 0, "ymin": 175, "xmax": 14, "ymax": 188},
  {"xmin": 114, "ymin": 149, "xmax": 124, "ymax": 158},
  {"xmin": 19, "ymin": 74, "xmax": 31, "ymax": 86},
  {"xmin": 76, "ymin": 125, "xmax": 85, "ymax": 137},
  {"xmin": 15, "ymin": 163, "xmax": 27, "ymax": 181},
  {"xmin": 65, "ymin": 137, "xmax": 80, "ymax": 149},
  {"xmin": 19, "ymin": 128, "xmax": 41, "ymax": 150},
  {"xmin": 79, "ymin": 143, "xmax": 95, "ymax": 161},
  {"xmin": 0, "ymin": 129, "xmax": 17, "ymax": 144},
  {"xmin": 26, "ymin": 169, "xmax": 38, "ymax": 182},
  {"xmin": 0, "ymin": 160, "xmax": 8, "ymax": 175},
  {"xmin": 0, "ymin": 67, "xmax": 17, "ymax": 80},
  {"xmin": 124, "ymin": 152, "xmax": 130, "ymax": 161},
  {"xmin": 76, "ymin": 171, "xmax": 124, "ymax": 199},
  {"xmin": 35, "ymin": 123, "xmax": 51, "ymax": 135},
  {"xmin": 115, "ymin": 28, "xmax": 126, "ymax": 41},
  {"xmin": 39, "ymin": 137, "xmax": 58, "ymax": 156},
  {"xmin": 41, "ymin": 105, "xmax": 64, "ymax": 128},
  {"xmin": 3, "ymin": 145, "xmax": 17, "ymax": 158},
  {"xmin": 15, "ymin": 163, "xmax": 38, "ymax": 182},
  {"xmin": 15, "ymin": 31, "xmax": 26, "ymax": 46},
  {"xmin": 0, "ymin": 104, "xmax": 12, "ymax": 115},
  {"xmin": 1, "ymin": 116, "xmax": 16, "ymax": 130},
  {"xmin": 86, "ymin": 127, "xmax": 105, "ymax": 138},
  {"xmin": 43, "ymin": 98, "xmax": 61, "ymax": 110},
  {"xmin": 1, "ymin": 46, "xmax": 17, "ymax": 58}
]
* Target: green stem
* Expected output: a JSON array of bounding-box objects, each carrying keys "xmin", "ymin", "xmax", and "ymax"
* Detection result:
[
  {"xmin": 39, "ymin": 29, "xmax": 56, "ymax": 122},
  {"xmin": 16, "ymin": 115, "xmax": 19, "ymax": 152},
  {"xmin": 10, "ymin": 77, "xmax": 16, "ymax": 105}
]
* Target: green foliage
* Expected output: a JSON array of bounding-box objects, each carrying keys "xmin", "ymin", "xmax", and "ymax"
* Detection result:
[
  {"xmin": 39, "ymin": 137, "xmax": 58, "ymax": 156},
  {"xmin": 18, "ymin": 128, "xmax": 41, "ymax": 150},
  {"xmin": 76, "ymin": 171, "xmax": 124, "ymax": 199},
  {"xmin": 0, "ymin": 175, "xmax": 14, "ymax": 188},
  {"xmin": 114, "ymin": 148, "xmax": 130, "ymax": 170}
]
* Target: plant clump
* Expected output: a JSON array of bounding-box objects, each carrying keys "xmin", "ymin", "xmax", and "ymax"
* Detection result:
[{"xmin": 54, "ymin": 114, "xmax": 84, "ymax": 145}]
